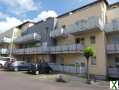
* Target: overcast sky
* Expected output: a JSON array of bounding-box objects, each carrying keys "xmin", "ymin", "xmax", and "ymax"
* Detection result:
[{"xmin": 0, "ymin": 0, "xmax": 118, "ymax": 33}]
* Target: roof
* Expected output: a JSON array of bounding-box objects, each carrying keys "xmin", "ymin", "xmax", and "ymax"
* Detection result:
[
  {"xmin": 57, "ymin": 0, "xmax": 109, "ymax": 18},
  {"xmin": 109, "ymin": 2, "xmax": 119, "ymax": 9},
  {"xmin": 16, "ymin": 21, "xmax": 34, "ymax": 28},
  {"xmin": 35, "ymin": 17, "xmax": 55, "ymax": 25}
]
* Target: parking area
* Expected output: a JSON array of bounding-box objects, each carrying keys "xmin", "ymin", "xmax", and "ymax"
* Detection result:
[{"xmin": 0, "ymin": 69, "xmax": 110, "ymax": 90}]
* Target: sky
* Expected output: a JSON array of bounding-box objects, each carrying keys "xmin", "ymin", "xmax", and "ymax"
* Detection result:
[{"xmin": 0, "ymin": 0, "xmax": 118, "ymax": 33}]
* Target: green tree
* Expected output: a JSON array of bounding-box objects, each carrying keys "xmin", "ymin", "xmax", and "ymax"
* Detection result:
[{"xmin": 84, "ymin": 47, "xmax": 94, "ymax": 84}]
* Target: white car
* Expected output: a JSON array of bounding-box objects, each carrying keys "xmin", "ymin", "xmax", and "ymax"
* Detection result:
[{"xmin": 0, "ymin": 57, "xmax": 15, "ymax": 68}]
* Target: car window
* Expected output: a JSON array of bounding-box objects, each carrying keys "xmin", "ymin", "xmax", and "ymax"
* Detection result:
[
  {"xmin": 19, "ymin": 61, "xmax": 27, "ymax": 64},
  {"xmin": 0, "ymin": 58, "xmax": 9, "ymax": 61},
  {"xmin": 20, "ymin": 62, "xmax": 25, "ymax": 64}
]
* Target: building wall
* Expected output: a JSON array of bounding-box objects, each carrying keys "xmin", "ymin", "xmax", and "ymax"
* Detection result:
[
  {"xmin": 56, "ymin": 31, "xmax": 107, "ymax": 76},
  {"xmin": 57, "ymin": 1, "xmax": 106, "ymax": 28},
  {"xmin": 55, "ymin": 1, "xmax": 108, "ymax": 77},
  {"xmin": 13, "ymin": 18, "xmax": 57, "ymax": 62},
  {"xmin": 20, "ymin": 23, "xmax": 34, "ymax": 34},
  {"xmin": 106, "ymin": 7, "xmax": 119, "ymax": 23},
  {"xmin": 22, "ymin": 18, "xmax": 56, "ymax": 46}
]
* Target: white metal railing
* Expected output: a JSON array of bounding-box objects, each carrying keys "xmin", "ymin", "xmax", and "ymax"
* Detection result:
[
  {"xmin": 14, "ymin": 33, "xmax": 41, "ymax": 44},
  {"xmin": 108, "ymin": 67, "xmax": 119, "ymax": 78},
  {"xmin": 50, "ymin": 44, "xmax": 84, "ymax": 54},
  {"xmin": 12, "ymin": 48, "xmax": 25, "ymax": 54},
  {"xmin": 50, "ymin": 16, "xmax": 104, "ymax": 37},
  {"xmin": 48, "ymin": 63, "xmax": 86, "ymax": 75},
  {"xmin": 104, "ymin": 20, "xmax": 119, "ymax": 32},
  {"xmin": 107, "ymin": 44, "xmax": 119, "ymax": 54},
  {"xmin": 0, "ymin": 37, "xmax": 11, "ymax": 44},
  {"xmin": 12, "ymin": 44, "xmax": 84, "ymax": 54},
  {"xmin": 0, "ymin": 48, "xmax": 9, "ymax": 54}
]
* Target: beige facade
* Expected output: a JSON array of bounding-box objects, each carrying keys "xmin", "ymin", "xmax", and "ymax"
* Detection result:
[
  {"xmin": 55, "ymin": 1, "xmax": 108, "ymax": 77},
  {"xmin": 57, "ymin": 1, "xmax": 106, "ymax": 27},
  {"xmin": 51, "ymin": 0, "xmax": 119, "ymax": 79}
]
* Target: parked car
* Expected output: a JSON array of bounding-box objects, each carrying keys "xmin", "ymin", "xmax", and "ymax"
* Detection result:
[
  {"xmin": 0, "ymin": 57, "xmax": 15, "ymax": 68},
  {"xmin": 28, "ymin": 62, "xmax": 53, "ymax": 75},
  {"xmin": 6, "ymin": 61, "xmax": 32, "ymax": 71},
  {"xmin": 4, "ymin": 59, "xmax": 15, "ymax": 69}
]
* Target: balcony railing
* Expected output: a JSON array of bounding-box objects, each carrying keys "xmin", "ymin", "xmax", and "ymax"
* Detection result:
[
  {"xmin": 108, "ymin": 67, "xmax": 119, "ymax": 78},
  {"xmin": 12, "ymin": 44, "xmax": 84, "ymax": 55},
  {"xmin": 0, "ymin": 48, "xmax": 9, "ymax": 54},
  {"xmin": 14, "ymin": 33, "xmax": 41, "ymax": 44},
  {"xmin": 0, "ymin": 37, "xmax": 11, "ymax": 44},
  {"xmin": 106, "ymin": 44, "xmax": 119, "ymax": 54},
  {"xmin": 50, "ymin": 44, "xmax": 84, "ymax": 54},
  {"xmin": 50, "ymin": 16, "xmax": 104, "ymax": 38},
  {"xmin": 104, "ymin": 20, "xmax": 119, "ymax": 32}
]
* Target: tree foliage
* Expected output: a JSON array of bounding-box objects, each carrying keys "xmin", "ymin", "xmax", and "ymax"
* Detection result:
[{"xmin": 84, "ymin": 47, "xmax": 94, "ymax": 60}]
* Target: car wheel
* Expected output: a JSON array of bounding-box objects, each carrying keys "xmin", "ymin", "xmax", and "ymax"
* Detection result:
[
  {"xmin": 35, "ymin": 71, "xmax": 39, "ymax": 75},
  {"xmin": 14, "ymin": 67, "xmax": 18, "ymax": 72},
  {"xmin": 0, "ymin": 64, "xmax": 3, "ymax": 68}
]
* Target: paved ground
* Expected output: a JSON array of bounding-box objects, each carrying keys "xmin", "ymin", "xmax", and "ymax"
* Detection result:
[{"xmin": 0, "ymin": 69, "xmax": 110, "ymax": 90}]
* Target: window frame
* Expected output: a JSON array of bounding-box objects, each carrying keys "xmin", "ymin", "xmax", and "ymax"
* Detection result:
[{"xmin": 90, "ymin": 36, "xmax": 96, "ymax": 44}]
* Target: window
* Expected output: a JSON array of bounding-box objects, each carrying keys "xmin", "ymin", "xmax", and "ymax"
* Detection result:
[
  {"xmin": 90, "ymin": 36, "xmax": 96, "ymax": 44},
  {"xmin": 75, "ymin": 37, "xmax": 85, "ymax": 45},
  {"xmin": 75, "ymin": 38, "xmax": 80, "ymax": 44},
  {"xmin": 91, "ymin": 57, "xmax": 96, "ymax": 65},
  {"xmin": 115, "ymin": 57, "xmax": 119, "ymax": 67}
]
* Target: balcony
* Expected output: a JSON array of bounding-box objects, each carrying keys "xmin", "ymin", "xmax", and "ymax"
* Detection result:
[
  {"xmin": 104, "ymin": 20, "xmax": 119, "ymax": 32},
  {"xmin": 50, "ymin": 16, "xmax": 104, "ymax": 38},
  {"xmin": 106, "ymin": 44, "xmax": 119, "ymax": 54},
  {"xmin": 14, "ymin": 33, "xmax": 41, "ymax": 44},
  {"xmin": 0, "ymin": 37, "xmax": 11, "ymax": 44},
  {"xmin": 12, "ymin": 48, "xmax": 25, "ymax": 55},
  {"xmin": 12, "ymin": 44, "xmax": 84, "ymax": 55},
  {"xmin": 12, "ymin": 47, "xmax": 49, "ymax": 55},
  {"xmin": 49, "ymin": 44, "xmax": 84, "ymax": 54},
  {"xmin": 25, "ymin": 47, "xmax": 49, "ymax": 54},
  {"xmin": 0, "ymin": 48, "xmax": 9, "ymax": 54}
]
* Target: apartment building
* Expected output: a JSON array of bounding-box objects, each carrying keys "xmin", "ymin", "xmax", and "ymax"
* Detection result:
[
  {"xmin": 50, "ymin": 0, "xmax": 119, "ymax": 79},
  {"xmin": 50, "ymin": 0, "xmax": 108, "ymax": 79},
  {"xmin": 0, "ymin": 21, "xmax": 34, "ymax": 57},
  {"xmin": 0, "ymin": 0, "xmax": 118, "ymax": 79},
  {"xmin": 12, "ymin": 18, "xmax": 57, "ymax": 63}
]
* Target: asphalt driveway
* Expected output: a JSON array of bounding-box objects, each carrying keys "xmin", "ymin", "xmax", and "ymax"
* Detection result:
[{"xmin": 0, "ymin": 69, "xmax": 110, "ymax": 90}]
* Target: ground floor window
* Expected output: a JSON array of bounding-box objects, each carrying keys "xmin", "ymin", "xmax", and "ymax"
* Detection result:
[
  {"xmin": 115, "ymin": 57, "xmax": 119, "ymax": 67},
  {"xmin": 91, "ymin": 57, "xmax": 96, "ymax": 65}
]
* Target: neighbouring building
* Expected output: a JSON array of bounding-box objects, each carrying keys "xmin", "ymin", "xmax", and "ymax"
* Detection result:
[
  {"xmin": 0, "ymin": 21, "xmax": 34, "ymax": 57},
  {"xmin": 12, "ymin": 18, "xmax": 57, "ymax": 63},
  {"xmin": 0, "ymin": 0, "xmax": 119, "ymax": 80}
]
